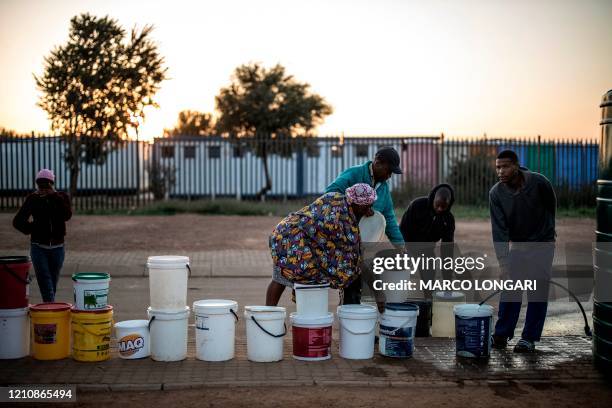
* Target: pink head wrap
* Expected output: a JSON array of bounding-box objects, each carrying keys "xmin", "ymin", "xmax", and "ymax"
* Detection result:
[
  {"xmin": 345, "ymin": 183, "xmax": 377, "ymax": 206},
  {"xmin": 36, "ymin": 169, "xmax": 55, "ymax": 182}
]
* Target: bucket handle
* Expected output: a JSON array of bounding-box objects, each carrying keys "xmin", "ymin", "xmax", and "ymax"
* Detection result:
[
  {"xmin": 186, "ymin": 264, "xmax": 191, "ymax": 275},
  {"xmin": 340, "ymin": 319, "xmax": 377, "ymax": 335},
  {"xmin": 230, "ymin": 309, "xmax": 239, "ymax": 323},
  {"xmin": 148, "ymin": 315, "xmax": 155, "ymax": 331},
  {"xmin": 250, "ymin": 316, "xmax": 287, "ymax": 338},
  {"xmin": 74, "ymin": 320, "xmax": 111, "ymax": 337},
  {"xmin": 1, "ymin": 263, "xmax": 32, "ymax": 285}
]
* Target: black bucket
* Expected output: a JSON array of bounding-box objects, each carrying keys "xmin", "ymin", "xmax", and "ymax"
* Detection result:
[{"xmin": 405, "ymin": 299, "xmax": 432, "ymax": 337}]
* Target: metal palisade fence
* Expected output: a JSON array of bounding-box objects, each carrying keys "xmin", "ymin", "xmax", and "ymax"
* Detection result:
[{"xmin": 0, "ymin": 134, "xmax": 598, "ymax": 211}]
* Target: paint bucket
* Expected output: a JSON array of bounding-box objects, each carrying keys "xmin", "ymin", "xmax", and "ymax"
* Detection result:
[
  {"xmin": 193, "ymin": 300, "xmax": 238, "ymax": 362},
  {"xmin": 114, "ymin": 320, "xmax": 150, "ymax": 360},
  {"xmin": 0, "ymin": 307, "xmax": 29, "ymax": 359},
  {"xmin": 29, "ymin": 303, "xmax": 72, "ymax": 360},
  {"xmin": 0, "ymin": 256, "xmax": 31, "ymax": 309},
  {"xmin": 290, "ymin": 312, "xmax": 333, "ymax": 361},
  {"xmin": 71, "ymin": 306, "xmax": 113, "ymax": 362},
  {"xmin": 244, "ymin": 306, "xmax": 287, "ymax": 362},
  {"xmin": 379, "ymin": 302, "xmax": 419, "ymax": 358},
  {"xmin": 147, "ymin": 256, "xmax": 190, "ymax": 311},
  {"xmin": 454, "ymin": 303, "xmax": 494, "ymax": 358},
  {"xmin": 432, "ymin": 291, "xmax": 465, "ymax": 337},
  {"xmin": 337, "ymin": 304, "xmax": 378, "ymax": 360},
  {"xmin": 72, "ymin": 272, "xmax": 110, "ymax": 310},
  {"xmin": 147, "ymin": 306, "xmax": 190, "ymax": 362},
  {"xmin": 406, "ymin": 299, "xmax": 432, "ymax": 337},
  {"xmin": 294, "ymin": 283, "xmax": 329, "ymax": 317}
]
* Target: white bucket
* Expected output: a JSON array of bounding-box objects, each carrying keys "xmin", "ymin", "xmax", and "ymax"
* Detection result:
[
  {"xmin": 244, "ymin": 306, "xmax": 287, "ymax": 362},
  {"xmin": 147, "ymin": 306, "xmax": 189, "ymax": 362},
  {"xmin": 294, "ymin": 283, "xmax": 329, "ymax": 317},
  {"xmin": 147, "ymin": 255, "xmax": 190, "ymax": 311},
  {"xmin": 72, "ymin": 272, "xmax": 110, "ymax": 310},
  {"xmin": 290, "ymin": 312, "xmax": 334, "ymax": 361},
  {"xmin": 359, "ymin": 210, "xmax": 386, "ymax": 242},
  {"xmin": 337, "ymin": 304, "xmax": 378, "ymax": 360},
  {"xmin": 454, "ymin": 304, "xmax": 494, "ymax": 358},
  {"xmin": 432, "ymin": 291, "xmax": 466, "ymax": 337},
  {"xmin": 114, "ymin": 320, "xmax": 150, "ymax": 360},
  {"xmin": 379, "ymin": 303, "xmax": 419, "ymax": 358},
  {"xmin": 382, "ymin": 269, "xmax": 412, "ymax": 304},
  {"xmin": 0, "ymin": 307, "xmax": 29, "ymax": 359},
  {"xmin": 193, "ymin": 299, "xmax": 238, "ymax": 362}
]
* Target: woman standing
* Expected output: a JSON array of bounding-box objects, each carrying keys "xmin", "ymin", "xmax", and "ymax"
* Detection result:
[
  {"xmin": 13, "ymin": 169, "xmax": 72, "ymax": 302},
  {"xmin": 265, "ymin": 183, "xmax": 376, "ymax": 306}
]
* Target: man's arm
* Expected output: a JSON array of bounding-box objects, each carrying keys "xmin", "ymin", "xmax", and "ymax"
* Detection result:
[
  {"xmin": 57, "ymin": 192, "xmax": 72, "ymax": 221},
  {"xmin": 12, "ymin": 196, "xmax": 33, "ymax": 235},
  {"xmin": 490, "ymin": 191, "xmax": 510, "ymax": 269}
]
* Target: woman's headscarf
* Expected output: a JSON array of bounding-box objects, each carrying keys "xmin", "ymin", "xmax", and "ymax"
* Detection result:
[{"xmin": 345, "ymin": 183, "xmax": 377, "ymax": 206}]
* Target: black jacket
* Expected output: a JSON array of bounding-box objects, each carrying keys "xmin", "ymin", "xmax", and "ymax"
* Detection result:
[
  {"xmin": 13, "ymin": 191, "xmax": 72, "ymax": 246},
  {"xmin": 399, "ymin": 184, "xmax": 455, "ymax": 245}
]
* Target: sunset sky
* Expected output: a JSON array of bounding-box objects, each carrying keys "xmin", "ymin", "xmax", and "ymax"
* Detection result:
[{"xmin": 0, "ymin": 0, "xmax": 610, "ymax": 141}]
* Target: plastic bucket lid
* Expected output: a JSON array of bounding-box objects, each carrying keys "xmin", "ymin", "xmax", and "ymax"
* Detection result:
[
  {"xmin": 359, "ymin": 210, "xmax": 386, "ymax": 242},
  {"xmin": 244, "ymin": 306, "xmax": 286, "ymax": 320},
  {"xmin": 0, "ymin": 307, "xmax": 29, "ymax": 317},
  {"xmin": 193, "ymin": 299, "xmax": 237, "ymax": 315},
  {"xmin": 454, "ymin": 303, "xmax": 493, "ymax": 318},
  {"xmin": 71, "ymin": 305, "xmax": 114, "ymax": 314},
  {"xmin": 147, "ymin": 306, "xmax": 190, "ymax": 320},
  {"xmin": 337, "ymin": 304, "xmax": 378, "ymax": 319},
  {"xmin": 434, "ymin": 291, "xmax": 465, "ymax": 301},
  {"xmin": 147, "ymin": 255, "xmax": 190, "ymax": 269},
  {"xmin": 290, "ymin": 312, "xmax": 334, "ymax": 326},
  {"xmin": 30, "ymin": 302, "xmax": 72, "ymax": 312},
  {"xmin": 0, "ymin": 256, "xmax": 30, "ymax": 264},
  {"xmin": 114, "ymin": 319, "xmax": 149, "ymax": 329},
  {"xmin": 72, "ymin": 272, "xmax": 110, "ymax": 281},
  {"xmin": 386, "ymin": 302, "xmax": 419, "ymax": 312},
  {"xmin": 294, "ymin": 283, "xmax": 330, "ymax": 290}
]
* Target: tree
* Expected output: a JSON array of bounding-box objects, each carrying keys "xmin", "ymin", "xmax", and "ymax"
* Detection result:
[
  {"xmin": 164, "ymin": 110, "xmax": 215, "ymax": 137},
  {"xmin": 215, "ymin": 63, "xmax": 332, "ymax": 199},
  {"xmin": 35, "ymin": 13, "xmax": 167, "ymax": 197}
]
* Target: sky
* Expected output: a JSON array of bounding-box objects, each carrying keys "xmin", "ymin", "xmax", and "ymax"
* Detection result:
[{"xmin": 0, "ymin": 0, "xmax": 610, "ymax": 142}]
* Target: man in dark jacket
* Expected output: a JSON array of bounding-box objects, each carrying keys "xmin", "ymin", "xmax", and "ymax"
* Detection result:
[
  {"xmin": 13, "ymin": 169, "xmax": 72, "ymax": 302},
  {"xmin": 399, "ymin": 184, "xmax": 456, "ymax": 298},
  {"xmin": 489, "ymin": 150, "xmax": 556, "ymax": 353}
]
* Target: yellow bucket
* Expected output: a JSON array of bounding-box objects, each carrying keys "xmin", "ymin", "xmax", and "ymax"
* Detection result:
[
  {"xmin": 71, "ymin": 306, "xmax": 113, "ymax": 362},
  {"xmin": 29, "ymin": 303, "xmax": 72, "ymax": 360}
]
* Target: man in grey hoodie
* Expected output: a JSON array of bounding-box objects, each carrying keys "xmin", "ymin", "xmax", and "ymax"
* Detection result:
[{"xmin": 489, "ymin": 150, "xmax": 556, "ymax": 353}]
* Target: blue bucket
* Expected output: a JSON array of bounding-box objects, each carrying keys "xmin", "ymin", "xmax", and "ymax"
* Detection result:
[{"xmin": 454, "ymin": 304, "xmax": 494, "ymax": 358}]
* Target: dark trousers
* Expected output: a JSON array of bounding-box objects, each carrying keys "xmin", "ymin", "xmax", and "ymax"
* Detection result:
[
  {"xmin": 342, "ymin": 275, "xmax": 362, "ymax": 305},
  {"xmin": 494, "ymin": 244, "xmax": 554, "ymax": 342},
  {"xmin": 30, "ymin": 244, "xmax": 65, "ymax": 302}
]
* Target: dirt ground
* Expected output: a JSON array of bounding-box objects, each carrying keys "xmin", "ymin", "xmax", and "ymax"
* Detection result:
[
  {"xmin": 61, "ymin": 384, "xmax": 612, "ymax": 408},
  {"xmin": 0, "ymin": 214, "xmax": 596, "ymax": 251}
]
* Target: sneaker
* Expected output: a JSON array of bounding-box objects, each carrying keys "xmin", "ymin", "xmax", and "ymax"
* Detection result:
[
  {"xmin": 513, "ymin": 338, "xmax": 535, "ymax": 353},
  {"xmin": 491, "ymin": 335, "xmax": 508, "ymax": 349}
]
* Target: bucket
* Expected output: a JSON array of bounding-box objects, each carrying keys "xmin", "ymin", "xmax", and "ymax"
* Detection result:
[
  {"xmin": 454, "ymin": 303, "xmax": 494, "ymax": 358},
  {"xmin": 29, "ymin": 303, "xmax": 71, "ymax": 360},
  {"xmin": 432, "ymin": 291, "xmax": 465, "ymax": 337},
  {"xmin": 193, "ymin": 299, "xmax": 238, "ymax": 362},
  {"xmin": 71, "ymin": 306, "xmax": 113, "ymax": 362},
  {"xmin": 0, "ymin": 307, "xmax": 29, "ymax": 359},
  {"xmin": 147, "ymin": 255, "xmax": 190, "ymax": 311},
  {"xmin": 114, "ymin": 320, "xmax": 150, "ymax": 360},
  {"xmin": 0, "ymin": 256, "xmax": 31, "ymax": 309},
  {"xmin": 294, "ymin": 283, "xmax": 329, "ymax": 317},
  {"xmin": 290, "ymin": 312, "xmax": 333, "ymax": 361},
  {"xmin": 147, "ymin": 306, "xmax": 190, "ymax": 361},
  {"xmin": 244, "ymin": 306, "xmax": 287, "ymax": 362},
  {"xmin": 379, "ymin": 302, "xmax": 419, "ymax": 358},
  {"xmin": 72, "ymin": 272, "xmax": 110, "ymax": 310},
  {"xmin": 406, "ymin": 299, "xmax": 432, "ymax": 337},
  {"xmin": 337, "ymin": 304, "xmax": 378, "ymax": 360}
]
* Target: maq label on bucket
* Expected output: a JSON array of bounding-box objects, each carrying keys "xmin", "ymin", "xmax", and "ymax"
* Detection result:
[
  {"xmin": 118, "ymin": 334, "xmax": 145, "ymax": 357},
  {"xmin": 379, "ymin": 325, "xmax": 414, "ymax": 358}
]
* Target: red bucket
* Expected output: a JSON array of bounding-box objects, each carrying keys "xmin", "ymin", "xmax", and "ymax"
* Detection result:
[
  {"xmin": 290, "ymin": 312, "xmax": 333, "ymax": 361},
  {"xmin": 0, "ymin": 256, "xmax": 32, "ymax": 308}
]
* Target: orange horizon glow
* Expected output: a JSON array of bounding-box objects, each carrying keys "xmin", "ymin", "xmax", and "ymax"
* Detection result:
[{"xmin": 1, "ymin": 0, "xmax": 611, "ymax": 143}]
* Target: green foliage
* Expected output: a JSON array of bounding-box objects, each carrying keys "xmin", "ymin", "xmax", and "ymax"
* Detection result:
[
  {"xmin": 164, "ymin": 110, "xmax": 216, "ymax": 137},
  {"xmin": 35, "ymin": 13, "xmax": 167, "ymax": 196},
  {"xmin": 447, "ymin": 153, "xmax": 498, "ymax": 206}
]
